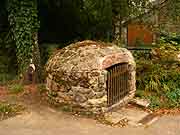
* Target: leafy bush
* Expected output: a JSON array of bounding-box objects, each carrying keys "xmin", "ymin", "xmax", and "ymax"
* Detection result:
[
  {"xmin": 133, "ymin": 42, "xmax": 180, "ymax": 109},
  {"xmin": 160, "ymin": 32, "xmax": 180, "ymax": 45},
  {"xmin": 8, "ymin": 84, "xmax": 24, "ymax": 94},
  {"xmin": 165, "ymin": 88, "xmax": 180, "ymax": 108},
  {"xmin": 0, "ymin": 102, "xmax": 24, "ymax": 120}
]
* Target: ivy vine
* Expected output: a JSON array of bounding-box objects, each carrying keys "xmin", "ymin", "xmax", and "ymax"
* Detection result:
[{"xmin": 7, "ymin": 0, "xmax": 39, "ymax": 73}]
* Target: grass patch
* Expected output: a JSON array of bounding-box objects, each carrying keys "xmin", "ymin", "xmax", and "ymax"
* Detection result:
[
  {"xmin": 0, "ymin": 102, "xmax": 24, "ymax": 120},
  {"xmin": 8, "ymin": 84, "xmax": 24, "ymax": 94}
]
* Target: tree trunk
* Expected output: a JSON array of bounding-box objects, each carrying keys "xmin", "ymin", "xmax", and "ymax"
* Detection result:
[
  {"xmin": 113, "ymin": 14, "xmax": 122, "ymax": 46},
  {"xmin": 7, "ymin": 0, "xmax": 41, "ymax": 84},
  {"xmin": 32, "ymin": 32, "xmax": 42, "ymax": 83}
]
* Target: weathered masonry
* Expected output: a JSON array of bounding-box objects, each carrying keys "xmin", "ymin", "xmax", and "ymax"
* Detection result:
[{"xmin": 46, "ymin": 40, "xmax": 136, "ymax": 113}]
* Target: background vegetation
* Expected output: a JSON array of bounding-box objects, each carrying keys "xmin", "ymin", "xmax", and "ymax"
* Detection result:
[
  {"xmin": 134, "ymin": 36, "xmax": 180, "ymax": 109},
  {"xmin": 0, "ymin": 0, "xmax": 180, "ymax": 109}
]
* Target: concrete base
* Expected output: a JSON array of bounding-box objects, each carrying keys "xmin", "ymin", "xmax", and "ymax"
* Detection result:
[
  {"xmin": 130, "ymin": 98, "xmax": 150, "ymax": 108},
  {"xmin": 105, "ymin": 112, "xmax": 126, "ymax": 124},
  {"xmin": 105, "ymin": 107, "xmax": 159, "ymax": 127}
]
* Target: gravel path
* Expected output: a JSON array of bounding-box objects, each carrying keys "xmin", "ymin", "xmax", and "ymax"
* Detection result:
[{"xmin": 0, "ymin": 103, "xmax": 180, "ymax": 135}]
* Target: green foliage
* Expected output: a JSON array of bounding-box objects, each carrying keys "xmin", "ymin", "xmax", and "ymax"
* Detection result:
[
  {"xmin": 40, "ymin": 43, "xmax": 59, "ymax": 65},
  {"xmin": 165, "ymin": 88, "xmax": 180, "ymax": 108},
  {"xmin": 82, "ymin": 0, "xmax": 112, "ymax": 40},
  {"xmin": 7, "ymin": 0, "xmax": 39, "ymax": 72},
  {"xmin": 0, "ymin": 30, "xmax": 17, "ymax": 84},
  {"xmin": 160, "ymin": 33, "xmax": 180, "ymax": 45},
  {"xmin": 1, "ymin": 0, "xmax": 180, "ymax": 78},
  {"xmin": 48, "ymin": 91, "xmax": 58, "ymax": 98},
  {"xmin": 167, "ymin": 0, "xmax": 180, "ymax": 21},
  {"xmin": 0, "ymin": 102, "xmax": 24, "ymax": 120},
  {"xmin": 0, "ymin": 1, "xmax": 17, "ymax": 83},
  {"xmin": 111, "ymin": 0, "xmax": 151, "ymax": 19},
  {"xmin": 0, "ymin": 103, "xmax": 16, "ymax": 115},
  {"xmin": 37, "ymin": 84, "xmax": 47, "ymax": 94},
  {"xmin": 0, "ymin": 74, "xmax": 16, "ymax": 85},
  {"xmin": 8, "ymin": 84, "xmax": 24, "ymax": 94},
  {"xmin": 134, "ymin": 41, "xmax": 180, "ymax": 109},
  {"xmin": 148, "ymin": 95, "xmax": 162, "ymax": 110}
]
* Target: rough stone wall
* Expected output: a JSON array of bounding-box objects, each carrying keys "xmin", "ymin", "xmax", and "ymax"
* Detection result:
[
  {"xmin": 46, "ymin": 70, "xmax": 107, "ymax": 113},
  {"xmin": 46, "ymin": 40, "xmax": 136, "ymax": 114}
]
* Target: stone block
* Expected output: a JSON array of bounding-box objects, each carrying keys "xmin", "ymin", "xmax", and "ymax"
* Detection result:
[
  {"xmin": 74, "ymin": 93, "xmax": 88, "ymax": 103},
  {"xmin": 105, "ymin": 112, "xmax": 126, "ymax": 124}
]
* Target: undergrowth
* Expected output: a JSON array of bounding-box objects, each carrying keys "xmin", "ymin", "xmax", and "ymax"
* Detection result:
[
  {"xmin": 8, "ymin": 84, "xmax": 24, "ymax": 94},
  {"xmin": 0, "ymin": 102, "xmax": 24, "ymax": 120},
  {"xmin": 133, "ymin": 42, "xmax": 180, "ymax": 110},
  {"xmin": 37, "ymin": 84, "xmax": 47, "ymax": 94}
]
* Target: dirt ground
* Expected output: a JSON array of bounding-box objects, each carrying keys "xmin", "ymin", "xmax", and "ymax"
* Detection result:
[{"xmin": 0, "ymin": 85, "xmax": 180, "ymax": 135}]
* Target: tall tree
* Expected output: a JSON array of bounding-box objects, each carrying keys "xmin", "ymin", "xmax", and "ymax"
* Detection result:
[
  {"xmin": 166, "ymin": 0, "xmax": 180, "ymax": 21},
  {"xmin": 7, "ymin": 0, "xmax": 41, "ymax": 83},
  {"xmin": 111, "ymin": 0, "xmax": 152, "ymax": 45}
]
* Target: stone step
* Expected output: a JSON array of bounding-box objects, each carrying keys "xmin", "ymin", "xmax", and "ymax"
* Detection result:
[
  {"xmin": 116, "ymin": 107, "xmax": 150, "ymax": 126},
  {"xmin": 105, "ymin": 112, "xmax": 126, "ymax": 124},
  {"xmin": 130, "ymin": 98, "xmax": 150, "ymax": 108},
  {"xmin": 138, "ymin": 113, "xmax": 159, "ymax": 126},
  {"xmin": 105, "ymin": 107, "xmax": 158, "ymax": 127}
]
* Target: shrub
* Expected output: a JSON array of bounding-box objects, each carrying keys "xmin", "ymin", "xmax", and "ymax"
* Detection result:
[
  {"xmin": 0, "ymin": 102, "xmax": 24, "ymax": 120},
  {"xmin": 133, "ymin": 42, "xmax": 180, "ymax": 109},
  {"xmin": 8, "ymin": 84, "xmax": 24, "ymax": 94}
]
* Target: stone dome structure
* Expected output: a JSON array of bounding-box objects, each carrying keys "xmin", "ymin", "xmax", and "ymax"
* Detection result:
[{"xmin": 46, "ymin": 40, "xmax": 136, "ymax": 113}]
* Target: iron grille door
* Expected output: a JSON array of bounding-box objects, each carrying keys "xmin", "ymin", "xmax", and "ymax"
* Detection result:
[{"xmin": 107, "ymin": 63, "xmax": 130, "ymax": 107}]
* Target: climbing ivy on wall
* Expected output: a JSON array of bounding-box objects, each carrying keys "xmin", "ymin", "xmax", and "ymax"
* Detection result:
[{"xmin": 7, "ymin": 0, "xmax": 39, "ymax": 73}]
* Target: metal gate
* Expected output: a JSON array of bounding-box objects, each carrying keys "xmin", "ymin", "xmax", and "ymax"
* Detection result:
[{"xmin": 106, "ymin": 63, "xmax": 130, "ymax": 107}]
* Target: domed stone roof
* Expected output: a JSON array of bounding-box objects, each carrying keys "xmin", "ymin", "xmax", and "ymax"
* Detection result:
[
  {"xmin": 46, "ymin": 40, "xmax": 134, "ymax": 74},
  {"xmin": 45, "ymin": 40, "xmax": 136, "ymax": 114}
]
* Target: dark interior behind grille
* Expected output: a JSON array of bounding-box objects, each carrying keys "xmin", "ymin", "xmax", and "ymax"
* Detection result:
[{"xmin": 106, "ymin": 63, "xmax": 130, "ymax": 107}]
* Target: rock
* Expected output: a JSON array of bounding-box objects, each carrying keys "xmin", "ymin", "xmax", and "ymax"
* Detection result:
[
  {"xmin": 79, "ymin": 88, "xmax": 92, "ymax": 94},
  {"xmin": 74, "ymin": 93, "xmax": 87, "ymax": 103},
  {"xmin": 79, "ymin": 79, "xmax": 90, "ymax": 88},
  {"xmin": 131, "ymin": 98, "xmax": 150, "ymax": 108},
  {"xmin": 89, "ymin": 77, "xmax": 98, "ymax": 85},
  {"xmin": 87, "ymin": 91, "xmax": 95, "ymax": 99},
  {"xmin": 70, "ymin": 80, "xmax": 79, "ymax": 86},
  {"xmin": 65, "ymin": 83, "xmax": 71, "ymax": 90},
  {"xmin": 71, "ymin": 86, "xmax": 92, "ymax": 94},
  {"xmin": 88, "ymin": 95, "xmax": 107, "ymax": 105},
  {"xmin": 138, "ymin": 113, "xmax": 159, "ymax": 126},
  {"xmin": 98, "ymin": 75, "xmax": 105, "ymax": 84},
  {"xmin": 57, "ymin": 92, "xmax": 71, "ymax": 101},
  {"xmin": 116, "ymin": 107, "xmax": 150, "ymax": 126},
  {"xmin": 57, "ymin": 85, "xmax": 67, "ymax": 92},
  {"xmin": 95, "ymin": 91, "xmax": 106, "ymax": 99},
  {"xmin": 91, "ymin": 83, "xmax": 103, "ymax": 92},
  {"xmin": 90, "ymin": 71, "xmax": 100, "ymax": 77},
  {"xmin": 105, "ymin": 112, "xmax": 126, "ymax": 124}
]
